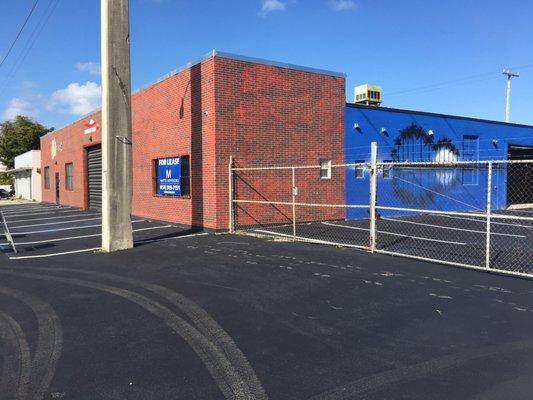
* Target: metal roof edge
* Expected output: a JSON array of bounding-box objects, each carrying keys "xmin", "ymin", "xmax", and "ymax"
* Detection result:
[
  {"xmin": 213, "ymin": 51, "xmax": 346, "ymax": 78},
  {"xmin": 346, "ymin": 103, "xmax": 533, "ymax": 129},
  {"xmin": 41, "ymin": 50, "xmax": 345, "ymax": 140}
]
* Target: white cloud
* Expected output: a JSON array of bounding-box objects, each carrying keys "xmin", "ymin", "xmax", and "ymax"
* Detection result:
[
  {"xmin": 260, "ymin": 0, "xmax": 286, "ymax": 16},
  {"xmin": 75, "ymin": 61, "xmax": 101, "ymax": 76},
  {"xmin": 1, "ymin": 98, "xmax": 36, "ymax": 121},
  {"xmin": 330, "ymin": 0, "xmax": 356, "ymax": 11},
  {"xmin": 49, "ymin": 81, "xmax": 101, "ymax": 116}
]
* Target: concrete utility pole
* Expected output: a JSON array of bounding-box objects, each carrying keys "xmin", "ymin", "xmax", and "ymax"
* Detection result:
[
  {"xmin": 503, "ymin": 69, "xmax": 519, "ymax": 123},
  {"xmin": 101, "ymin": 0, "xmax": 133, "ymax": 252}
]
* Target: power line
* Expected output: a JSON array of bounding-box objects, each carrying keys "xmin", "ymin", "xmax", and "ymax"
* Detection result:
[
  {"xmin": 386, "ymin": 63, "xmax": 533, "ymax": 98},
  {"xmin": 0, "ymin": 0, "xmax": 60, "ymax": 96},
  {"xmin": 0, "ymin": 0, "xmax": 40, "ymax": 70}
]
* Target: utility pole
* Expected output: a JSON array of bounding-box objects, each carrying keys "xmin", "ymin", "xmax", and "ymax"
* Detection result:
[
  {"xmin": 101, "ymin": 0, "xmax": 133, "ymax": 252},
  {"xmin": 502, "ymin": 69, "xmax": 519, "ymax": 123}
]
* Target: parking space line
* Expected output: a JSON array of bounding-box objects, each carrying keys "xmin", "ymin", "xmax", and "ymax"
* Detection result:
[
  {"xmin": 2, "ymin": 220, "xmax": 146, "ymax": 237},
  {"xmin": 132, "ymin": 232, "xmax": 208, "ymax": 245},
  {"xmin": 0, "ymin": 225, "xmax": 174, "ymax": 246},
  {"xmin": 321, "ymin": 221, "xmax": 468, "ymax": 246},
  {"xmin": 9, "ymin": 217, "xmax": 102, "ymax": 229},
  {"xmin": 7, "ymin": 213, "xmax": 101, "ymax": 224},
  {"xmin": 4, "ymin": 209, "xmax": 84, "ymax": 219},
  {"xmin": 1, "ymin": 206, "xmax": 71, "ymax": 214},
  {"xmin": 439, "ymin": 214, "xmax": 533, "ymax": 229},
  {"xmin": 8, "ymin": 248, "xmax": 100, "ymax": 260},
  {"xmin": 6, "ymin": 231, "xmax": 207, "ymax": 259},
  {"xmin": 381, "ymin": 217, "xmax": 527, "ymax": 238}
]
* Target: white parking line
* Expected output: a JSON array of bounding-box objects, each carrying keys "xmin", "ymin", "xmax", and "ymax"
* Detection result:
[
  {"xmin": 134, "ymin": 232, "xmax": 209, "ymax": 245},
  {"xmin": 1, "ymin": 205, "xmax": 71, "ymax": 214},
  {"xmin": 2, "ymin": 220, "xmax": 146, "ymax": 236},
  {"xmin": 321, "ymin": 221, "xmax": 468, "ymax": 245},
  {"xmin": 0, "ymin": 225, "xmax": 174, "ymax": 246},
  {"xmin": 439, "ymin": 213, "xmax": 533, "ymax": 229},
  {"xmin": 4, "ymin": 209, "xmax": 84, "ymax": 218},
  {"xmin": 9, "ymin": 217, "xmax": 102, "ymax": 229},
  {"xmin": 7, "ymin": 213, "xmax": 100, "ymax": 224},
  {"xmin": 381, "ymin": 217, "xmax": 527, "ymax": 238},
  {"xmin": 7, "ymin": 231, "xmax": 207, "ymax": 259},
  {"xmin": 8, "ymin": 247, "xmax": 100, "ymax": 259}
]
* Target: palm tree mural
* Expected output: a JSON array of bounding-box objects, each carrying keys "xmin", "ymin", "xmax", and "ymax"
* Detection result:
[{"xmin": 389, "ymin": 124, "xmax": 462, "ymax": 207}]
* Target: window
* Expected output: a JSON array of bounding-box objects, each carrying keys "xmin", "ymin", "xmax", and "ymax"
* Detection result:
[
  {"xmin": 154, "ymin": 155, "xmax": 190, "ymax": 196},
  {"xmin": 44, "ymin": 167, "xmax": 50, "ymax": 189},
  {"xmin": 382, "ymin": 161, "xmax": 392, "ymax": 179},
  {"xmin": 65, "ymin": 163, "xmax": 73, "ymax": 190},
  {"xmin": 355, "ymin": 160, "xmax": 365, "ymax": 179},
  {"xmin": 462, "ymin": 135, "xmax": 479, "ymax": 185},
  {"xmin": 463, "ymin": 135, "xmax": 479, "ymax": 160},
  {"xmin": 320, "ymin": 160, "xmax": 331, "ymax": 179}
]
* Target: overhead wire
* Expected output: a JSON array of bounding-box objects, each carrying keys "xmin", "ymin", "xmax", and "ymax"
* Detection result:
[
  {"xmin": 385, "ymin": 63, "xmax": 533, "ymax": 98},
  {"xmin": 0, "ymin": 0, "xmax": 40, "ymax": 69},
  {"xmin": 0, "ymin": 0, "xmax": 60, "ymax": 96}
]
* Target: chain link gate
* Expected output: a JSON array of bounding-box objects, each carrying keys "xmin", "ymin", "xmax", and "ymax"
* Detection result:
[{"xmin": 229, "ymin": 145, "xmax": 533, "ymax": 279}]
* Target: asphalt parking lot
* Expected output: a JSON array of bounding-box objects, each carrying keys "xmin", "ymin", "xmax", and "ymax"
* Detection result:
[
  {"xmin": 1, "ymin": 203, "xmax": 533, "ymax": 399},
  {"xmin": 0, "ymin": 203, "xmax": 204, "ymax": 259}
]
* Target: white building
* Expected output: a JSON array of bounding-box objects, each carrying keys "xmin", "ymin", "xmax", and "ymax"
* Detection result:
[{"xmin": 10, "ymin": 150, "xmax": 41, "ymax": 201}]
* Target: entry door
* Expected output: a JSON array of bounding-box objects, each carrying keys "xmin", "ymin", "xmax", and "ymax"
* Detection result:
[
  {"xmin": 55, "ymin": 172, "xmax": 60, "ymax": 204},
  {"xmin": 507, "ymin": 145, "xmax": 533, "ymax": 206}
]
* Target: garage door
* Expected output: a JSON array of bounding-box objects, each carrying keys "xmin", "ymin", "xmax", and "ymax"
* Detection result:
[{"xmin": 87, "ymin": 144, "xmax": 102, "ymax": 209}]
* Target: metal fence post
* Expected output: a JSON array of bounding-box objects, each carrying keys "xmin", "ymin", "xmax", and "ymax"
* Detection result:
[
  {"xmin": 485, "ymin": 161, "xmax": 493, "ymax": 269},
  {"xmin": 228, "ymin": 156, "xmax": 235, "ymax": 234},
  {"xmin": 292, "ymin": 167, "xmax": 297, "ymax": 241},
  {"xmin": 369, "ymin": 142, "xmax": 378, "ymax": 252}
]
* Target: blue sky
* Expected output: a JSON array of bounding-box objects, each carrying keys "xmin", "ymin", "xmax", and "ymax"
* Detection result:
[{"xmin": 0, "ymin": 0, "xmax": 532, "ymax": 129}]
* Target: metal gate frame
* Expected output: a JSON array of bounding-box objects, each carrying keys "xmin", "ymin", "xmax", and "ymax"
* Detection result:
[{"xmin": 229, "ymin": 145, "xmax": 533, "ymax": 279}]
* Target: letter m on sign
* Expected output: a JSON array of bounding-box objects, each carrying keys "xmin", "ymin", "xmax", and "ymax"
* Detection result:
[{"xmin": 166, "ymin": 169, "xmax": 172, "ymax": 179}]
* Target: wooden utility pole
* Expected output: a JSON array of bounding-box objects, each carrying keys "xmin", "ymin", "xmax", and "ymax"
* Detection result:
[{"xmin": 101, "ymin": 0, "xmax": 133, "ymax": 252}]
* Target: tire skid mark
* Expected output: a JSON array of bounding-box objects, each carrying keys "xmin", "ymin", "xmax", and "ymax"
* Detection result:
[
  {"xmin": 0, "ymin": 270, "xmax": 261, "ymax": 400},
  {"xmin": 36, "ymin": 268, "xmax": 267, "ymax": 400},
  {"xmin": 0, "ymin": 310, "xmax": 31, "ymax": 400},
  {"xmin": 309, "ymin": 339, "xmax": 533, "ymax": 400},
  {"xmin": 0, "ymin": 287, "xmax": 63, "ymax": 400}
]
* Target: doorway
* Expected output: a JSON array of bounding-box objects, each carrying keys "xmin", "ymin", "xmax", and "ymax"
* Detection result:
[
  {"xmin": 55, "ymin": 172, "xmax": 60, "ymax": 205},
  {"xmin": 507, "ymin": 145, "xmax": 533, "ymax": 206}
]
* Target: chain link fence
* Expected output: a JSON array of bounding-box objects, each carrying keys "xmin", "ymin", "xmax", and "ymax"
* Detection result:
[{"xmin": 229, "ymin": 151, "xmax": 533, "ymax": 279}]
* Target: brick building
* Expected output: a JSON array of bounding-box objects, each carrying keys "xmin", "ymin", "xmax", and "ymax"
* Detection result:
[{"xmin": 40, "ymin": 51, "xmax": 346, "ymax": 230}]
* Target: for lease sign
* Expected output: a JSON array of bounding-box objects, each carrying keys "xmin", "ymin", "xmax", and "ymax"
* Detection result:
[{"xmin": 157, "ymin": 157, "xmax": 182, "ymax": 196}]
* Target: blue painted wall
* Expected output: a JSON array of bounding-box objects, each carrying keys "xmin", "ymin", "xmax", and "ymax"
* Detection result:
[{"xmin": 345, "ymin": 104, "xmax": 533, "ymax": 219}]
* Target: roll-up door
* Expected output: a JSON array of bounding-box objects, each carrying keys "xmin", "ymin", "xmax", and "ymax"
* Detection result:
[{"xmin": 87, "ymin": 144, "xmax": 102, "ymax": 209}]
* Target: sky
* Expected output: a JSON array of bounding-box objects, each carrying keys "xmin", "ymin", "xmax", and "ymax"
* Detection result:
[{"xmin": 0, "ymin": 0, "xmax": 532, "ymax": 130}]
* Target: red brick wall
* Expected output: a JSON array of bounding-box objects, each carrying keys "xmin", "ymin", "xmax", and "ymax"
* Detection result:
[
  {"xmin": 41, "ymin": 58, "xmax": 218, "ymax": 227},
  {"xmin": 131, "ymin": 58, "xmax": 216, "ymax": 227},
  {"xmin": 214, "ymin": 56, "xmax": 346, "ymax": 230},
  {"xmin": 40, "ymin": 113, "xmax": 102, "ymax": 208},
  {"xmin": 40, "ymin": 54, "xmax": 345, "ymax": 231}
]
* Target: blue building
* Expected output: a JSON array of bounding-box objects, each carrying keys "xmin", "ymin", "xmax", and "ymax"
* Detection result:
[{"xmin": 345, "ymin": 104, "xmax": 533, "ymax": 219}]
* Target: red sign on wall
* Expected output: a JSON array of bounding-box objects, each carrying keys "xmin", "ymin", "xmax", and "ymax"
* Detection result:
[{"xmin": 83, "ymin": 119, "xmax": 99, "ymax": 135}]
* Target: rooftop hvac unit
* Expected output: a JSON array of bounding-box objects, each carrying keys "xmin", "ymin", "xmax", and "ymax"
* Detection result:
[{"xmin": 354, "ymin": 84, "xmax": 382, "ymax": 106}]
